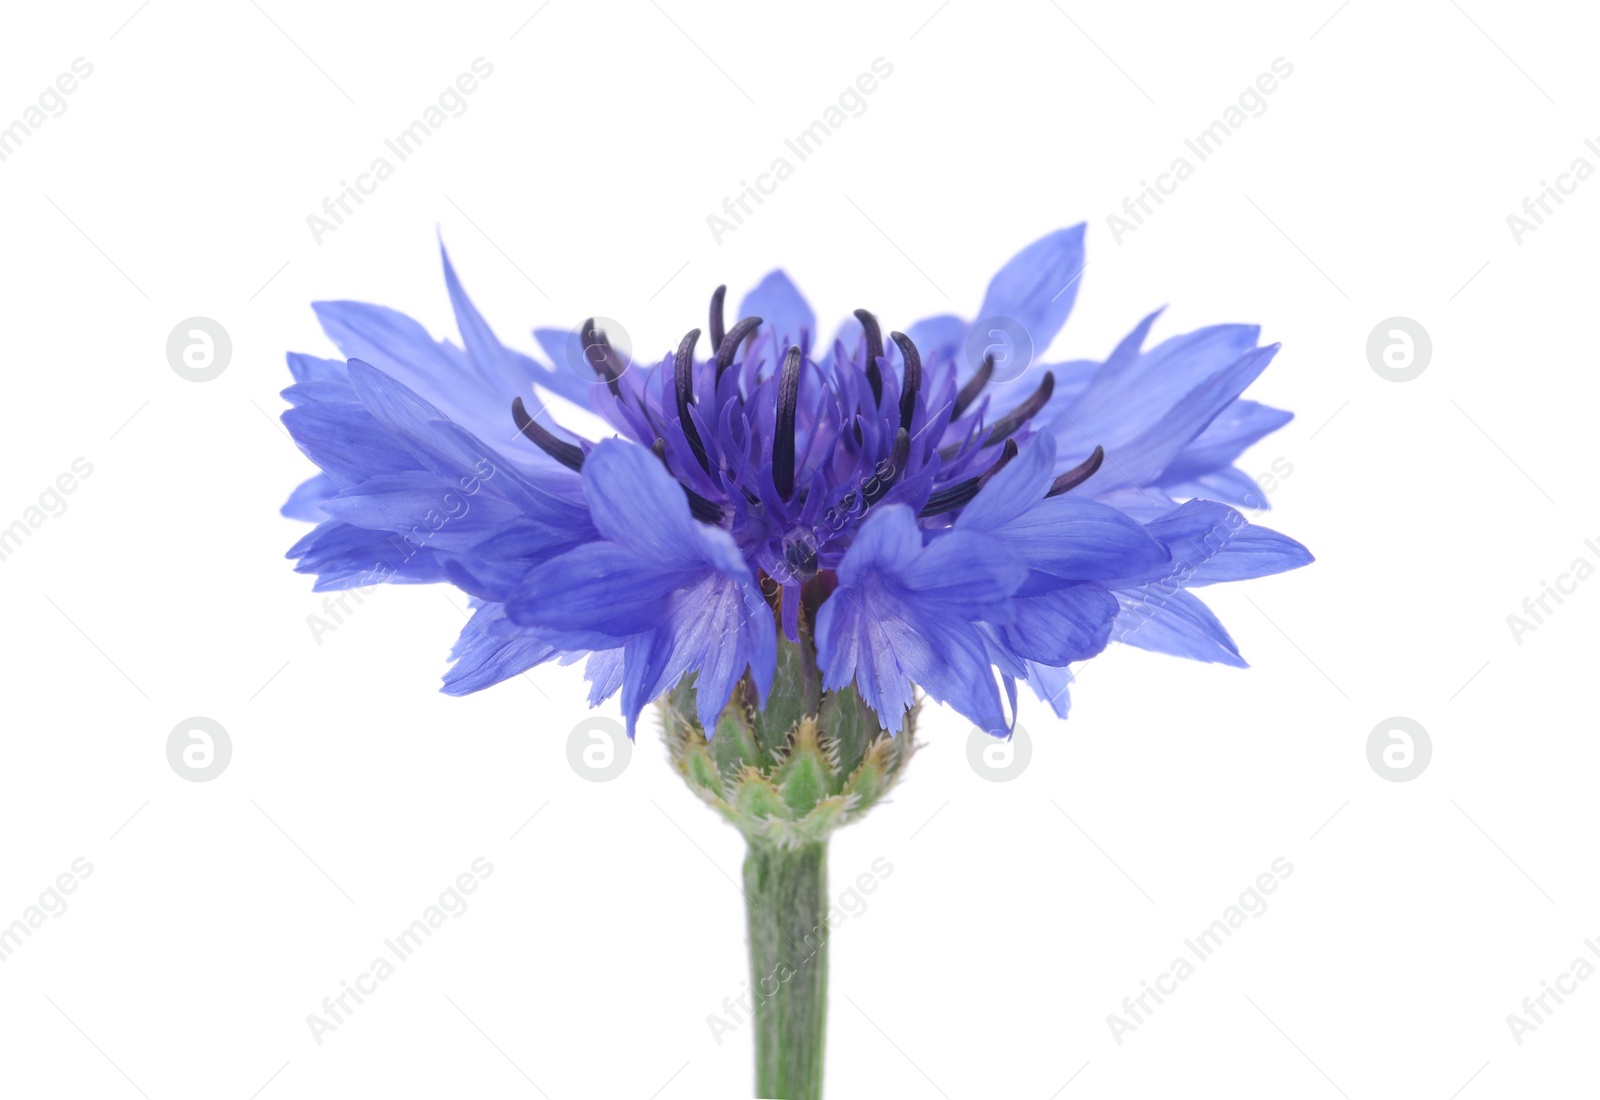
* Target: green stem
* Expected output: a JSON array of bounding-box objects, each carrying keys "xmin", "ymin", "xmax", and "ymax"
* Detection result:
[{"xmin": 744, "ymin": 839, "xmax": 829, "ymax": 1100}]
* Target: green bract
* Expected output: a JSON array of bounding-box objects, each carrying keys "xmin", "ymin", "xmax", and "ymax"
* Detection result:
[{"xmin": 661, "ymin": 630, "xmax": 917, "ymax": 847}]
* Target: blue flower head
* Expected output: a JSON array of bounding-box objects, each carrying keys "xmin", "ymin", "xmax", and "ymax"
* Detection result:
[{"xmin": 281, "ymin": 227, "xmax": 1311, "ymax": 738}]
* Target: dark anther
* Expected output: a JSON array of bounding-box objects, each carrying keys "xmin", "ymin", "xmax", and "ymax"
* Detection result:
[
  {"xmin": 862, "ymin": 427, "xmax": 909, "ymax": 507},
  {"xmin": 674, "ymin": 329, "xmax": 710, "ymax": 473},
  {"xmin": 581, "ymin": 317, "xmax": 625, "ymax": 397},
  {"xmin": 783, "ymin": 535, "xmax": 820, "ymax": 583},
  {"xmin": 512, "ymin": 397, "xmax": 585, "ymax": 471},
  {"xmin": 652, "ymin": 437, "xmax": 724, "ymax": 523},
  {"xmin": 889, "ymin": 331, "xmax": 921, "ymax": 433},
  {"xmin": 714, "ymin": 316, "xmax": 763, "ymax": 382},
  {"xmin": 951, "ymin": 353, "xmax": 994, "ymax": 419},
  {"xmin": 982, "ymin": 371, "xmax": 1055, "ymax": 447},
  {"xmin": 853, "ymin": 309, "xmax": 885, "ymax": 405},
  {"xmin": 709, "ymin": 285, "xmax": 727, "ymax": 353},
  {"xmin": 1046, "ymin": 445, "xmax": 1105, "ymax": 497},
  {"xmin": 918, "ymin": 438, "xmax": 1019, "ymax": 517},
  {"xmin": 773, "ymin": 345, "xmax": 803, "ymax": 499}
]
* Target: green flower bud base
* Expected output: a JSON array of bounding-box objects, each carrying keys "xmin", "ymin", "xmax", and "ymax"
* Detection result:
[{"xmin": 661, "ymin": 632, "xmax": 917, "ymax": 1099}]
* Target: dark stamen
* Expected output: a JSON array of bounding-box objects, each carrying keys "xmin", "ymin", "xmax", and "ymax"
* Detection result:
[
  {"xmin": 853, "ymin": 309, "xmax": 884, "ymax": 405},
  {"xmin": 714, "ymin": 316, "xmax": 763, "ymax": 381},
  {"xmin": 982, "ymin": 371, "xmax": 1054, "ymax": 447},
  {"xmin": 581, "ymin": 317, "xmax": 624, "ymax": 397},
  {"xmin": 709, "ymin": 285, "xmax": 726, "ymax": 353},
  {"xmin": 862, "ymin": 427, "xmax": 909, "ymax": 507},
  {"xmin": 1046, "ymin": 445, "xmax": 1105, "ymax": 497},
  {"xmin": 652, "ymin": 437, "xmax": 723, "ymax": 523},
  {"xmin": 512, "ymin": 397, "xmax": 585, "ymax": 471},
  {"xmin": 952, "ymin": 353, "xmax": 994, "ymax": 419},
  {"xmin": 773, "ymin": 345, "xmax": 803, "ymax": 499},
  {"xmin": 918, "ymin": 438, "xmax": 1018, "ymax": 516},
  {"xmin": 674, "ymin": 329, "xmax": 710, "ymax": 473},
  {"xmin": 890, "ymin": 331, "xmax": 921, "ymax": 432}
]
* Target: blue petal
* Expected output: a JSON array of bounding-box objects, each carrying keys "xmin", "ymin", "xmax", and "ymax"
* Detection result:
[
  {"xmin": 578, "ymin": 438, "xmax": 715, "ymax": 564},
  {"xmin": 282, "ymin": 379, "xmax": 358, "ymax": 407},
  {"xmin": 1002, "ymin": 584, "xmax": 1118, "ymax": 665},
  {"xmin": 345, "ymin": 360, "xmax": 586, "ymax": 524},
  {"xmin": 1070, "ymin": 322, "xmax": 1259, "ymax": 446},
  {"xmin": 313, "ymin": 299, "xmax": 468, "ymax": 412},
  {"xmin": 904, "ymin": 314, "xmax": 968, "ymax": 361},
  {"xmin": 1023, "ymin": 662, "xmax": 1074, "ymax": 718},
  {"xmin": 1113, "ymin": 588, "xmax": 1246, "ymax": 667},
  {"xmin": 287, "ymin": 353, "xmax": 349, "ymax": 385},
  {"xmin": 287, "ymin": 520, "xmax": 445, "ymax": 590},
  {"xmin": 282, "ymin": 400, "xmax": 419, "ymax": 487},
  {"xmin": 1162, "ymin": 467, "xmax": 1274, "ymax": 510},
  {"xmin": 958, "ymin": 436, "xmax": 1170, "ymax": 582},
  {"xmin": 508, "ymin": 438, "xmax": 775, "ymax": 733},
  {"xmin": 442, "ymin": 602, "xmax": 561, "ymax": 695},
  {"xmin": 440, "ymin": 241, "xmax": 512, "ymax": 392},
  {"xmin": 1080, "ymin": 344, "xmax": 1280, "ymax": 493},
  {"xmin": 442, "ymin": 517, "xmax": 599, "ymax": 602},
  {"xmin": 509, "ymin": 543, "xmax": 706, "ymax": 637},
  {"xmin": 738, "ymin": 270, "xmax": 815, "ymax": 358},
  {"xmin": 816, "ymin": 506, "xmax": 1018, "ymax": 733},
  {"xmin": 320, "ymin": 470, "xmax": 525, "ymax": 551},
  {"xmin": 1162, "ymin": 399, "xmax": 1292, "ymax": 484},
  {"xmin": 975, "ymin": 224, "xmax": 1088, "ymax": 354},
  {"xmin": 1185, "ymin": 523, "xmax": 1313, "ymax": 585},
  {"xmin": 281, "ymin": 473, "xmax": 340, "ymax": 521},
  {"xmin": 1114, "ymin": 499, "xmax": 1308, "ymax": 587}
]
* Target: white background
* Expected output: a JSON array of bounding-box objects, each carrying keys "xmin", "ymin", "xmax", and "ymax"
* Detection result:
[{"xmin": 1, "ymin": 1, "xmax": 1596, "ymax": 1097}]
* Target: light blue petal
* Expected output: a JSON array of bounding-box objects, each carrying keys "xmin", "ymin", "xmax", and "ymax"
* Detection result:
[
  {"xmin": 738, "ymin": 270, "xmax": 815, "ymax": 358},
  {"xmin": 1113, "ymin": 588, "xmax": 1247, "ymax": 667},
  {"xmin": 1185, "ymin": 524, "xmax": 1313, "ymax": 585},
  {"xmin": 975, "ymin": 224, "xmax": 1088, "ymax": 354},
  {"xmin": 442, "ymin": 602, "xmax": 561, "ymax": 695}
]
